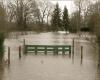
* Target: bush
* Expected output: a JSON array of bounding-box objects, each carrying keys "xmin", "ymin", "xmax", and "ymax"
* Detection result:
[{"xmin": 0, "ymin": 33, "xmax": 5, "ymax": 62}]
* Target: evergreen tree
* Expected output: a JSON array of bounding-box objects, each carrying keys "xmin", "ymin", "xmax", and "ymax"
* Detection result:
[
  {"xmin": 62, "ymin": 6, "xmax": 70, "ymax": 31},
  {"xmin": 51, "ymin": 3, "xmax": 62, "ymax": 31}
]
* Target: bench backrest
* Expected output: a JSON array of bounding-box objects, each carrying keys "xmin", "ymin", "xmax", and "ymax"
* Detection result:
[{"xmin": 24, "ymin": 45, "xmax": 71, "ymax": 53}]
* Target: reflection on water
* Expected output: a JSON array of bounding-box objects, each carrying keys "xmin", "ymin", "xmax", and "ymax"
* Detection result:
[
  {"xmin": 95, "ymin": 66, "xmax": 100, "ymax": 80},
  {"xmin": 0, "ymin": 63, "xmax": 4, "ymax": 80},
  {"xmin": 1, "ymin": 32, "xmax": 99, "ymax": 80}
]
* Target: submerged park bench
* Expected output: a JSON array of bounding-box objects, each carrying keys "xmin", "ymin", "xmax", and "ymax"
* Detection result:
[{"xmin": 24, "ymin": 45, "xmax": 71, "ymax": 56}]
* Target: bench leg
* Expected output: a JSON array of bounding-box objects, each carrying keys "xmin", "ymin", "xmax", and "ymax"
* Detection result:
[
  {"xmin": 35, "ymin": 47, "xmax": 37, "ymax": 55},
  {"xmin": 54, "ymin": 47, "xmax": 58, "ymax": 55},
  {"xmin": 35, "ymin": 51, "xmax": 37, "ymax": 55},
  {"xmin": 45, "ymin": 47, "xmax": 47, "ymax": 55},
  {"xmin": 69, "ymin": 50, "xmax": 71, "ymax": 58},
  {"xmin": 62, "ymin": 51, "xmax": 65, "ymax": 55},
  {"xmin": 62, "ymin": 47, "xmax": 65, "ymax": 55}
]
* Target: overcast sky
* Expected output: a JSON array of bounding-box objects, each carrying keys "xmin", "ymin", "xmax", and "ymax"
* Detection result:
[{"xmin": 50, "ymin": 0, "xmax": 76, "ymax": 14}]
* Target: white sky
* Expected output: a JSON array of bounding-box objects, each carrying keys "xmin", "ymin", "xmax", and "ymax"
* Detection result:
[{"xmin": 50, "ymin": 0, "xmax": 76, "ymax": 14}]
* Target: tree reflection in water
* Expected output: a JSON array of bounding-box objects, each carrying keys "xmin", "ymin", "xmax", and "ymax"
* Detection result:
[{"xmin": 0, "ymin": 63, "xmax": 4, "ymax": 80}]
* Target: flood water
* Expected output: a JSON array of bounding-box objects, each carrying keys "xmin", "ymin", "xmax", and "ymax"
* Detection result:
[{"xmin": 0, "ymin": 32, "xmax": 100, "ymax": 80}]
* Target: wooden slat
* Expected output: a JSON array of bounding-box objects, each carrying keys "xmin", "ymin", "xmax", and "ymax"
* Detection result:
[{"xmin": 24, "ymin": 45, "xmax": 71, "ymax": 54}]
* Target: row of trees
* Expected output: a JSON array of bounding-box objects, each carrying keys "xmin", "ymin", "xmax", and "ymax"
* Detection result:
[
  {"xmin": 7, "ymin": 0, "xmax": 55, "ymax": 31},
  {"xmin": 0, "ymin": 0, "xmax": 100, "ymax": 34},
  {"xmin": 51, "ymin": 0, "xmax": 100, "ymax": 33},
  {"xmin": 70, "ymin": 0, "xmax": 100, "ymax": 34},
  {"xmin": 0, "ymin": 0, "xmax": 77, "ymax": 32},
  {"xmin": 51, "ymin": 3, "xmax": 70, "ymax": 31},
  {"xmin": 0, "ymin": 0, "xmax": 54, "ymax": 32}
]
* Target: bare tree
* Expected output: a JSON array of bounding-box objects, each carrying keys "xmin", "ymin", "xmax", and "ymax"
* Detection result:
[
  {"xmin": 46, "ymin": 5, "xmax": 53, "ymax": 25},
  {"xmin": 74, "ymin": 0, "xmax": 91, "ymax": 32},
  {"xmin": 7, "ymin": 0, "xmax": 41, "ymax": 31},
  {"xmin": 74, "ymin": 0, "xmax": 83, "ymax": 32},
  {"xmin": 38, "ymin": 0, "xmax": 53, "ymax": 25},
  {"xmin": 70, "ymin": 11, "xmax": 83, "ymax": 33},
  {"xmin": 86, "ymin": 1, "xmax": 100, "ymax": 35},
  {"xmin": 0, "ymin": 2, "xmax": 6, "ymax": 32},
  {"xmin": 39, "ymin": 1, "xmax": 48, "ymax": 24}
]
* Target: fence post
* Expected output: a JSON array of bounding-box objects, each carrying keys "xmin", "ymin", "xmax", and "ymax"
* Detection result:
[
  {"xmin": 69, "ymin": 46, "xmax": 71, "ymax": 58},
  {"xmin": 98, "ymin": 48, "xmax": 100, "ymax": 67},
  {"xmin": 72, "ymin": 38, "xmax": 75, "ymax": 63},
  {"xmin": 8, "ymin": 47, "xmax": 10, "ymax": 65},
  {"xmin": 23, "ymin": 39, "xmax": 25, "ymax": 54},
  {"xmin": 19, "ymin": 46, "xmax": 21, "ymax": 59},
  {"xmin": 23, "ymin": 39, "xmax": 25, "ymax": 46},
  {"xmin": 81, "ymin": 46, "xmax": 83, "ymax": 65}
]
